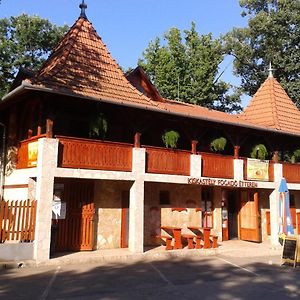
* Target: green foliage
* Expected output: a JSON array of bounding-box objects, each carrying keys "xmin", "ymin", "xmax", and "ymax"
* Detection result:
[
  {"xmin": 0, "ymin": 14, "xmax": 68, "ymax": 98},
  {"xmin": 210, "ymin": 137, "xmax": 227, "ymax": 153},
  {"xmin": 89, "ymin": 113, "xmax": 108, "ymax": 140},
  {"xmin": 291, "ymin": 149, "xmax": 300, "ymax": 163},
  {"xmin": 225, "ymin": 0, "xmax": 300, "ymax": 106},
  {"xmin": 139, "ymin": 22, "xmax": 242, "ymax": 113},
  {"xmin": 250, "ymin": 144, "xmax": 268, "ymax": 160},
  {"xmin": 162, "ymin": 130, "xmax": 180, "ymax": 149}
]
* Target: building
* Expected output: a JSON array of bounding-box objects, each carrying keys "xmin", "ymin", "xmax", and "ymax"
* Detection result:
[{"xmin": 1, "ymin": 3, "xmax": 300, "ymax": 262}]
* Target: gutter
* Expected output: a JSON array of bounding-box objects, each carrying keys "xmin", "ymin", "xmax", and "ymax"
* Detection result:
[{"xmin": 2, "ymin": 81, "xmax": 300, "ymax": 139}]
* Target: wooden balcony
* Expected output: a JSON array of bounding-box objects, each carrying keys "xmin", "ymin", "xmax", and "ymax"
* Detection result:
[
  {"xmin": 282, "ymin": 162, "xmax": 300, "ymax": 183},
  {"xmin": 145, "ymin": 146, "xmax": 190, "ymax": 176},
  {"xmin": 200, "ymin": 152, "xmax": 234, "ymax": 179},
  {"xmin": 57, "ymin": 136, "xmax": 133, "ymax": 172}
]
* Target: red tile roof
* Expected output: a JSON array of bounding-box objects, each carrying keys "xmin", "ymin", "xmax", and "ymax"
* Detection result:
[
  {"xmin": 29, "ymin": 17, "xmax": 157, "ymax": 107},
  {"xmin": 240, "ymin": 76, "xmax": 300, "ymax": 135}
]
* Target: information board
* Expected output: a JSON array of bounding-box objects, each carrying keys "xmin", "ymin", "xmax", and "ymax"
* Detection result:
[{"xmin": 282, "ymin": 237, "xmax": 298, "ymax": 267}]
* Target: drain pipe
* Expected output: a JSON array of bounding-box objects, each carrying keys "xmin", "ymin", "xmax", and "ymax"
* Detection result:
[{"xmin": 0, "ymin": 122, "xmax": 6, "ymax": 200}]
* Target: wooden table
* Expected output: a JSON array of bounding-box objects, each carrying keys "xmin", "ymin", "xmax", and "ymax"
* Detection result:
[
  {"xmin": 161, "ymin": 226, "xmax": 183, "ymax": 249},
  {"xmin": 188, "ymin": 226, "xmax": 212, "ymax": 249}
]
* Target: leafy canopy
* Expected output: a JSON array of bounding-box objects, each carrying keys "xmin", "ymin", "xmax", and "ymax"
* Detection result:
[
  {"xmin": 0, "ymin": 14, "xmax": 68, "ymax": 98},
  {"xmin": 225, "ymin": 0, "xmax": 300, "ymax": 106},
  {"xmin": 139, "ymin": 22, "xmax": 242, "ymax": 113}
]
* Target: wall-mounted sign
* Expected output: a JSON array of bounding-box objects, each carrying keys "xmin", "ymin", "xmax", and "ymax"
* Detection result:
[
  {"xmin": 28, "ymin": 141, "xmax": 38, "ymax": 167},
  {"xmin": 188, "ymin": 177, "xmax": 258, "ymax": 188},
  {"xmin": 247, "ymin": 158, "xmax": 269, "ymax": 181}
]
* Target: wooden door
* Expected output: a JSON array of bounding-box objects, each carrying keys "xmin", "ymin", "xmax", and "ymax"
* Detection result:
[
  {"xmin": 239, "ymin": 191, "xmax": 261, "ymax": 242},
  {"xmin": 201, "ymin": 188, "xmax": 213, "ymax": 228},
  {"xmin": 55, "ymin": 179, "xmax": 95, "ymax": 251},
  {"xmin": 120, "ymin": 191, "xmax": 129, "ymax": 248}
]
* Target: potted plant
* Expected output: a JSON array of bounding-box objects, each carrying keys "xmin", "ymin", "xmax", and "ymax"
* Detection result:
[
  {"xmin": 210, "ymin": 137, "xmax": 227, "ymax": 153},
  {"xmin": 291, "ymin": 149, "xmax": 300, "ymax": 163},
  {"xmin": 162, "ymin": 130, "xmax": 180, "ymax": 149},
  {"xmin": 250, "ymin": 144, "xmax": 268, "ymax": 160},
  {"xmin": 89, "ymin": 113, "xmax": 108, "ymax": 140}
]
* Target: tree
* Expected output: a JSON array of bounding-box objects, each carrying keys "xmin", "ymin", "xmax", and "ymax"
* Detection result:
[
  {"xmin": 225, "ymin": 0, "xmax": 300, "ymax": 106},
  {"xmin": 139, "ymin": 22, "xmax": 242, "ymax": 113},
  {"xmin": 0, "ymin": 14, "xmax": 68, "ymax": 98}
]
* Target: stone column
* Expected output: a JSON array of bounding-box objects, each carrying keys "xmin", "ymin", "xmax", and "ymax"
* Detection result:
[
  {"xmin": 34, "ymin": 138, "xmax": 58, "ymax": 261},
  {"xmin": 269, "ymin": 163, "xmax": 283, "ymax": 246},
  {"xmin": 234, "ymin": 159, "xmax": 244, "ymax": 181},
  {"xmin": 190, "ymin": 154, "xmax": 202, "ymax": 177},
  {"xmin": 129, "ymin": 148, "xmax": 145, "ymax": 253}
]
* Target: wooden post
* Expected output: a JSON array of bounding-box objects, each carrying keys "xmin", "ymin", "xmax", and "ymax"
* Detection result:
[
  {"xmin": 234, "ymin": 145, "xmax": 240, "ymax": 159},
  {"xmin": 272, "ymin": 150, "xmax": 279, "ymax": 163},
  {"xmin": 191, "ymin": 140, "xmax": 198, "ymax": 154},
  {"xmin": 134, "ymin": 132, "xmax": 141, "ymax": 148},
  {"xmin": 46, "ymin": 118, "xmax": 53, "ymax": 138}
]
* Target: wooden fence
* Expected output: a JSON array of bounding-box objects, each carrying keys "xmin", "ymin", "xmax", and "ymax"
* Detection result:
[{"xmin": 0, "ymin": 200, "xmax": 37, "ymax": 243}]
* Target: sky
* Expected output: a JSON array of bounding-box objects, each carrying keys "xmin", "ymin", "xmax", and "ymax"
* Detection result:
[{"xmin": 0, "ymin": 0, "xmax": 250, "ymax": 106}]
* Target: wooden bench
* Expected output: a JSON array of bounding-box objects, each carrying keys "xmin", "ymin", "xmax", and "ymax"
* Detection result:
[
  {"xmin": 181, "ymin": 234, "xmax": 195, "ymax": 249},
  {"xmin": 155, "ymin": 235, "xmax": 173, "ymax": 250}
]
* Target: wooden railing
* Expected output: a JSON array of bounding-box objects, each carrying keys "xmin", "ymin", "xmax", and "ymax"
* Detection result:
[
  {"xmin": 16, "ymin": 135, "xmax": 45, "ymax": 169},
  {"xmin": 145, "ymin": 146, "xmax": 190, "ymax": 175},
  {"xmin": 200, "ymin": 152, "xmax": 234, "ymax": 179},
  {"xmin": 0, "ymin": 199, "xmax": 37, "ymax": 243},
  {"xmin": 282, "ymin": 162, "xmax": 300, "ymax": 183},
  {"xmin": 57, "ymin": 136, "xmax": 133, "ymax": 172}
]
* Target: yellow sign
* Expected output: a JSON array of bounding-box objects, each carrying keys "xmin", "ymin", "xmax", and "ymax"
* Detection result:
[
  {"xmin": 247, "ymin": 158, "xmax": 269, "ymax": 181},
  {"xmin": 28, "ymin": 141, "xmax": 38, "ymax": 167}
]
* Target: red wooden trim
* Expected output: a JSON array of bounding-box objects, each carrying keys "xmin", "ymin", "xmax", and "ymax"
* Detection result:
[
  {"xmin": 4, "ymin": 184, "xmax": 29, "ymax": 189},
  {"xmin": 283, "ymin": 162, "xmax": 300, "ymax": 183},
  {"xmin": 171, "ymin": 208, "xmax": 187, "ymax": 212},
  {"xmin": 195, "ymin": 208, "xmax": 202, "ymax": 212},
  {"xmin": 266, "ymin": 211, "xmax": 271, "ymax": 235}
]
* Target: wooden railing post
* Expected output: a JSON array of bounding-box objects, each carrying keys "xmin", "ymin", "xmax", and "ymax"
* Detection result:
[
  {"xmin": 272, "ymin": 150, "xmax": 279, "ymax": 163},
  {"xmin": 46, "ymin": 118, "xmax": 53, "ymax": 138},
  {"xmin": 191, "ymin": 140, "xmax": 198, "ymax": 154},
  {"xmin": 234, "ymin": 145, "xmax": 240, "ymax": 159},
  {"xmin": 134, "ymin": 132, "xmax": 141, "ymax": 148}
]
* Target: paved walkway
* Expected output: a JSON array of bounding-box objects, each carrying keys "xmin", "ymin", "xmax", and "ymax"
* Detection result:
[{"xmin": 2, "ymin": 239, "xmax": 282, "ymax": 269}]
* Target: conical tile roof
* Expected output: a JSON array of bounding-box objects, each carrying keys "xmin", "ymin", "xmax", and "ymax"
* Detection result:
[
  {"xmin": 29, "ymin": 17, "xmax": 156, "ymax": 107},
  {"xmin": 240, "ymin": 76, "xmax": 300, "ymax": 135}
]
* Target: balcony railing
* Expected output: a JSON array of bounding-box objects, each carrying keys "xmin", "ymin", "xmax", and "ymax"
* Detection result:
[
  {"xmin": 200, "ymin": 152, "xmax": 234, "ymax": 179},
  {"xmin": 145, "ymin": 146, "xmax": 190, "ymax": 175},
  {"xmin": 16, "ymin": 135, "xmax": 46, "ymax": 169},
  {"xmin": 282, "ymin": 162, "xmax": 300, "ymax": 183},
  {"xmin": 57, "ymin": 136, "xmax": 133, "ymax": 172}
]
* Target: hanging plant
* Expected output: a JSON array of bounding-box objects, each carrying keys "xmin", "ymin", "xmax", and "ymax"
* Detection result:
[
  {"xmin": 89, "ymin": 113, "xmax": 108, "ymax": 140},
  {"xmin": 162, "ymin": 130, "xmax": 180, "ymax": 149},
  {"xmin": 210, "ymin": 137, "xmax": 227, "ymax": 153},
  {"xmin": 250, "ymin": 144, "xmax": 268, "ymax": 160},
  {"xmin": 291, "ymin": 149, "xmax": 300, "ymax": 163}
]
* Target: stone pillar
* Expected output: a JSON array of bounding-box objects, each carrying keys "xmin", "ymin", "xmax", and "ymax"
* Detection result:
[
  {"xmin": 270, "ymin": 188, "xmax": 280, "ymax": 246},
  {"xmin": 129, "ymin": 148, "xmax": 145, "ymax": 253},
  {"xmin": 269, "ymin": 163, "xmax": 283, "ymax": 246},
  {"xmin": 234, "ymin": 159, "xmax": 244, "ymax": 180},
  {"xmin": 34, "ymin": 138, "xmax": 58, "ymax": 262},
  {"xmin": 190, "ymin": 154, "xmax": 202, "ymax": 177}
]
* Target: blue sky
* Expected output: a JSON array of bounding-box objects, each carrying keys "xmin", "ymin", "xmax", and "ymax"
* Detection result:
[{"xmin": 0, "ymin": 0, "xmax": 250, "ymax": 105}]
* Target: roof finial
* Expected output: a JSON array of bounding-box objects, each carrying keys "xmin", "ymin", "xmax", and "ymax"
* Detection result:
[
  {"xmin": 268, "ymin": 61, "xmax": 274, "ymax": 78},
  {"xmin": 79, "ymin": 0, "xmax": 87, "ymax": 19}
]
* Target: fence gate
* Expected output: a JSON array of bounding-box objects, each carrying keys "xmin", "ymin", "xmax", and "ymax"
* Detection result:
[
  {"xmin": 0, "ymin": 200, "xmax": 37, "ymax": 243},
  {"xmin": 55, "ymin": 179, "xmax": 95, "ymax": 251}
]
